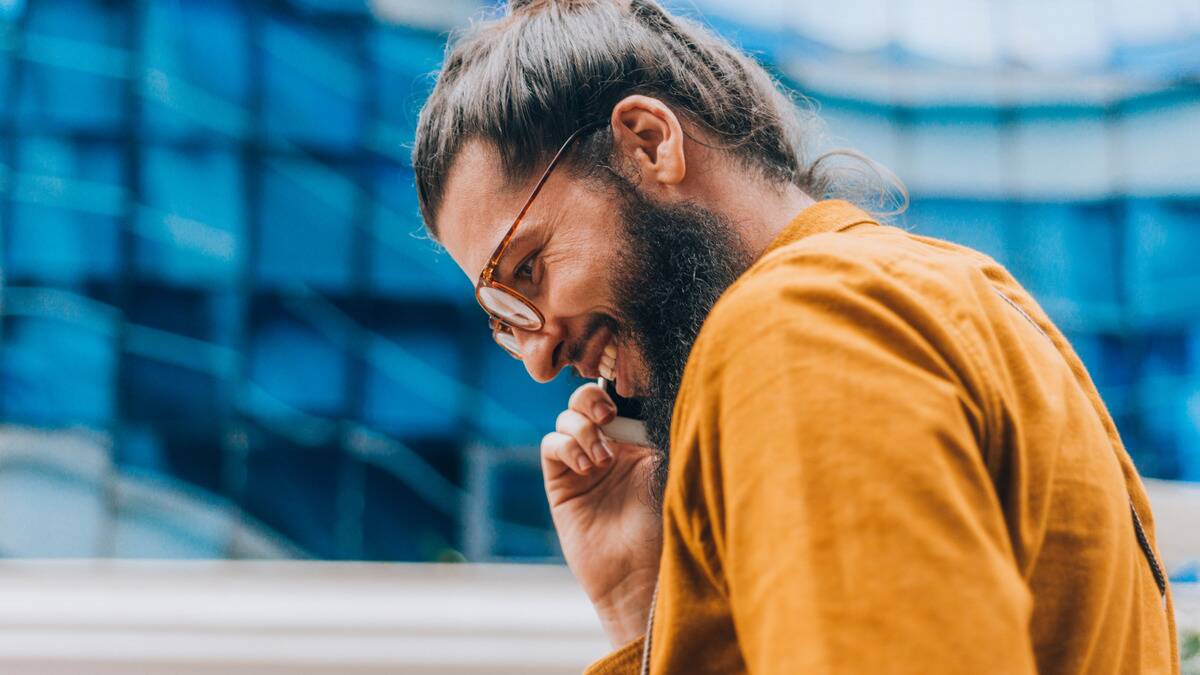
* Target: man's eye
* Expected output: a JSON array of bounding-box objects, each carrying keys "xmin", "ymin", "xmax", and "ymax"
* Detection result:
[{"xmin": 515, "ymin": 251, "xmax": 538, "ymax": 281}]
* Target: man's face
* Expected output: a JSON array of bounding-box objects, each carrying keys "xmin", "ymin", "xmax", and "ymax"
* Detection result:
[
  {"xmin": 437, "ymin": 138, "xmax": 753, "ymax": 474},
  {"xmin": 438, "ymin": 139, "xmax": 652, "ymax": 397}
]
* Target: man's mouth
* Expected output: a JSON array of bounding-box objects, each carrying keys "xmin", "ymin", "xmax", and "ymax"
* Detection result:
[{"xmin": 579, "ymin": 332, "xmax": 617, "ymax": 381}]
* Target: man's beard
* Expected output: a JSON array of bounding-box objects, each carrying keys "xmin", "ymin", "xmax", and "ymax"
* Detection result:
[{"xmin": 608, "ymin": 189, "xmax": 756, "ymax": 511}]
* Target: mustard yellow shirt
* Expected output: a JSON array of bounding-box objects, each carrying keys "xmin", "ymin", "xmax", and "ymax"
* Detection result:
[{"xmin": 586, "ymin": 200, "xmax": 1178, "ymax": 674}]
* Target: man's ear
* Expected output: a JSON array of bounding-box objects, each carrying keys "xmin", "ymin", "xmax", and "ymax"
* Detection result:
[{"xmin": 610, "ymin": 95, "xmax": 686, "ymax": 188}]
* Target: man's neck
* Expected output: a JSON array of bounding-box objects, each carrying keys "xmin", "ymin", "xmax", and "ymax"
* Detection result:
[
  {"xmin": 680, "ymin": 159, "xmax": 816, "ymax": 260},
  {"xmin": 736, "ymin": 183, "xmax": 816, "ymax": 258}
]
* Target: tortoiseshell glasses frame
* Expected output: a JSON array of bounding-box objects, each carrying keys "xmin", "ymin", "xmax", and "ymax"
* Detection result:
[{"xmin": 475, "ymin": 122, "xmax": 603, "ymax": 358}]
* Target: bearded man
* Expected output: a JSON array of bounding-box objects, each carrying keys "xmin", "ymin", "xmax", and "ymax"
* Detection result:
[{"xmin": 411, "ymin": 1, "xmax": 1179, "ymax": 673}]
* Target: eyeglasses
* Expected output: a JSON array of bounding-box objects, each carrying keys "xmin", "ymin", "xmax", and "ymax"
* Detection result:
[{"xmin": 475, "ymin": 122, "xmax": 602, "ymax": 359}]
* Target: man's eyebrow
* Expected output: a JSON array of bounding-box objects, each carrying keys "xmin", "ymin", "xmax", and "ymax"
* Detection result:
[
  {"xmin": 475, "ymin": 217, "xmax": 544, "ymax": 279},
  {"xmin": 498, "ymin": 221, "xmax": 544, "ymax": 268}
]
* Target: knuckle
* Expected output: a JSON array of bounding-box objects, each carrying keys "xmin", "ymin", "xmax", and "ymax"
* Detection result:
[
  {"xmin": 561, "ymin": 439, "xmax": 583, "ymax": 463},
  {"xmin": 568, "ymin": 382, "xmax": 604, "ymax": 411}
]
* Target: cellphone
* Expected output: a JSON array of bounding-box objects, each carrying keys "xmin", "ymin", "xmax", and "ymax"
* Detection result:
[{"xmin": 597, "ymin": 377, "xmax": 651, "ymax": 447}]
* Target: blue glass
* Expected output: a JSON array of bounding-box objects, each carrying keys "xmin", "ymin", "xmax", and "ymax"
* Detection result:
[
  {"xmin": 0, "ymin": 0, "xmax": 25, "ymax": 22},
  {"xmin": 902, "ymin": 198, "xmax": 1011, "ymax": 267},
  {"xmin": 140, "ymin": 0, "xmax": 250, "ymax": 140},
  {"xmin": 1134, "ymin": 331, "xmax": 1189, "ymax": 479},
  {"xmin": 1006, "ymin": 202, "xmax": 1121, "ymax": 333},
  {"xmin": 249, "ymin": 300, "xmax": 348, "ymax": 417},
  {"xmin": 243, "ymin": 430, "xmax": 345, "ymax": 559},
  {"xmin": 476, "ymin": 331, "xmax": 580, "ymax": 446},
  {"xmin": 369, "ymin": 162, "xmax": 465, "ymax": 300},
  {"xmin": 0, "ymin": 19, "xmax": 14, "ymax": 121},
  {"xmin": 116, "ymin": 425, "xmax": 170, "ymax": 482},
  {"xmin": 15, "ymin": 0, "xmax": 125, "ymax": 132},
  {"xmin": 7, "ymin": 137, "xmax": 123, "ymax": 283},
  {"xmin": 288, "ymin": 0, "xmax": 369, "ymax": 15},
  {"xmin": 1181, "ymin": 327, "xmax": 1200, "ymax": 481},
  {"xmin": 257, "ymin": 158, "xmax": 357, "ymax": 290},
  {"xmin": 1069, "ymin": 332, "xmax": 1137, "ymax": 419},
  {"xmin": 1125, "ymin": 199, "xmax": 1200, "ymax": 326},
  {"xmin": 262, "ymin": 15, "xmax": 363, "ymax": 149},
  {"xmin": 492, "ymin": 462, "xmax": 557, "ymax": 559},
  {"xmin": 362, "ymin": 442, "xmax": 460, "ymax": 561},
  {"xmin": 0, "ymin": 313, "xmax": 115, "ymax": 427},
  {"xmin": 119, "ymin": 284, "xmax": 227, "ymax": 494},
  {"xmin": 361, "ymin": 318, "xmax": 465, "ymax": 440},
  {"xmin": 371, "ymin": 25, "xmax": 444, "ymax": 153},
  {"xmin": 138, "ymin": 146, "xmax": 245, "ymax": 285}
]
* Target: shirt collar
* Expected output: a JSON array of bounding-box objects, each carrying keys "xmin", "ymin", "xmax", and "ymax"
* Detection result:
[{"xmin": 760, "ymin": 199, "xmax": 880, "ymax": 259}]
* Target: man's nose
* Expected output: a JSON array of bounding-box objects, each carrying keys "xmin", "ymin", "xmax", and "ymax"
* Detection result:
[{"xmin": 513, "ymin": 324, "xmax": 564, "ymax": 383}]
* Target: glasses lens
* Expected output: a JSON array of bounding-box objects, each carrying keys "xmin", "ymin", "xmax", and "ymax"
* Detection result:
[
  {"xmin": 478, "ymin": 285, "xmax": 541, "ymax": 331},
  {"xmin": 493, "ymin": 324, "xmax": 522, "ymax": 358}
]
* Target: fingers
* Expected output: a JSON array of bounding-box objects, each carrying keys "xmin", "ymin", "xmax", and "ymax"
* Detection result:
[
  {"xmin": 542, "ymin": 382, "xmax": 621, "ymax": 477},
  {"xmin": 568, "ymin": 382, "xmax": 618, "ymax": 426},
  {"xmin": 557, "ymin": 409, "xmax": 612, "ymax": 467},
  {"xmin": 542, "ymin": 431, "xmax": 604, "ymax": 475}
]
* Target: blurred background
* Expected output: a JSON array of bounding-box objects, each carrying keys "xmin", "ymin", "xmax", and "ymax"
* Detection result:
[{"xmin": 0, "ymin": 0, "xmax": 1197, "ymax": 671}]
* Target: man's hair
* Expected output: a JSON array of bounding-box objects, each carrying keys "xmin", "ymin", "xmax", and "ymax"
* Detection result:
[{"xmin": 413, "ymin": 0, "xmax": 890, "ymax": 236}]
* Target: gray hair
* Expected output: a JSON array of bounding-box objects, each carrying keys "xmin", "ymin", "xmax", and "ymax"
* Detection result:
[{"xmin": 412, "ymin": 0, "xmax": 899, "ymax": 236}]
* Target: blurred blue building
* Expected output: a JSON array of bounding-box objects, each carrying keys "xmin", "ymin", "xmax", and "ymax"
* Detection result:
[{"xmin": 0, "ymin": 0, "xmax": 1197, "ymax": 562}]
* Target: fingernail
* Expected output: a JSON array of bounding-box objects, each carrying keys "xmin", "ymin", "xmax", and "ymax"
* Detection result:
[
  {"xmin": 594, "ymin": 441, "xmax": 610, "ymax": 461},
  {"xmin": 593, "ymin": 403, "xmax": 612, "ymax": 422},
  {"xmin": 578, "ymin": 456, "xmax": 593, "ymax": 472},
  {"xmin": 598, "ymin": 439, "xmax": 614, "ymax": 458}
]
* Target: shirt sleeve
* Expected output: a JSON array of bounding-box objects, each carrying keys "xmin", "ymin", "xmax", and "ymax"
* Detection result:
[
  {"xmin": 699, "ymin": 256, "xmax": 1037, "ymax": 674},
  {"xmin": 583, "ymin": 637, "xmax": 643, "ymax": 675}
]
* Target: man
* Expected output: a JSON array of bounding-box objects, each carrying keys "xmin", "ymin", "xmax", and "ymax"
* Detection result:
[{"xmin": 412, "ymin": 0, "xmax": 1179, "ymax": 672}]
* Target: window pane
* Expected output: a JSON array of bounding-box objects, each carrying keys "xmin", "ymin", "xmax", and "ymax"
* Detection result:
[
  {"xmin": 903, "ymin": 198, "xmax": 1011, "ymax": 265},
  {"xmin": 1125, "ymin": 199, "xmax": 1200, "ymax": 326},
  {"xmin": 1, "ymin": 309, "xmax": 115, "ymax": 427},
  {"xmin": 15, "ymin": 0, "xmax": 126, "ymax": 132},
  {"xmin": 242, "ymin": 429, "xmax": 345, "ymax": 559},
  {"xmin": 361, "ymin": 440, "xmax": 460, "ymax": 561},
  {"xmin": 141, "ymin": 0, "xmax": 250, "ymax": 140},
  {"xmin": 1006, "ymin": 202, "xmax": 1121, "ymax": 332},
  {"xmin": 359, "ymin": 303, "xmax": 463, "ymax": 440},
  {"xmin": 476, "ymin": 331, "xmax": 579, "ymax": 447},
  {"xmin": 138, "ymin": 146, "xmax": 245, "ymax": 285},
  {"xmin": 249, "ymin": 296, "xmax": 347, "ymax": 418},
  {"xmin": 119, "ymin": 283, "xmax": 229, "ymax": 494},
  {"xmin": 369, "ymin": 163, "xmax": 464, "ymax": 300},
  {"xmin": 262, "ymin": 15, "xmax": 362, "ymax": 149},
  {"xmin": 257, "ymin": 158, "xmax": 356, "ymax": 290},
  {"xmin": 7, "ymin": 138, "xmax": 123, "ymax": 284},
  {"xmin": 371, "ymin": 25, "xmax": 443, "ymax": 154}
]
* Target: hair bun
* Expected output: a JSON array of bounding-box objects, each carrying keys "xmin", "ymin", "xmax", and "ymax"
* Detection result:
[
  {"xmin": 509, "ymin": 0, "xmax": 547, "ymax": 11},
  {"xmin": 509, "ymin": 0, "xmax": 607, "ymax": 13}
]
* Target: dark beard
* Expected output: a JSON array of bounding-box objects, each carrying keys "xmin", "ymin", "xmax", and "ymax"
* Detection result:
[{"xmin": 608, "ymin": 189, "xmax": 755, "ymax": 511}]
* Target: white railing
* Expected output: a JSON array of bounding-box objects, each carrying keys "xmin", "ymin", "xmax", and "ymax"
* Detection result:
[{"xmin": 0, "ymin": 561, "xmax": 610, "ymax": 675}]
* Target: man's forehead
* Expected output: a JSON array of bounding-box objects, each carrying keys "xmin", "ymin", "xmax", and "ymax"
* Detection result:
[{"xmin": 436, "ymin": 140, "xmax": 527, "ymax": 279}]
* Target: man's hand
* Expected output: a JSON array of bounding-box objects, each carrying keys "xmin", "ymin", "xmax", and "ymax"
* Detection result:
[{"xmin": 541, "ymin": 381, "xmax": 662, "ymax": 647}]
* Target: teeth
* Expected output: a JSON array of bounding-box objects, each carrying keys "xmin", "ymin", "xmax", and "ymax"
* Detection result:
[{"xmin": 600, "ymin": 341, "xmax": 617, "ymax": 380}]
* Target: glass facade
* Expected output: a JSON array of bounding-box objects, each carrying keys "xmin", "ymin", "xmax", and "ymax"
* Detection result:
[{"xmin": 0, "ymin": 0, "xmax": 1197, "ymax": 565}]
